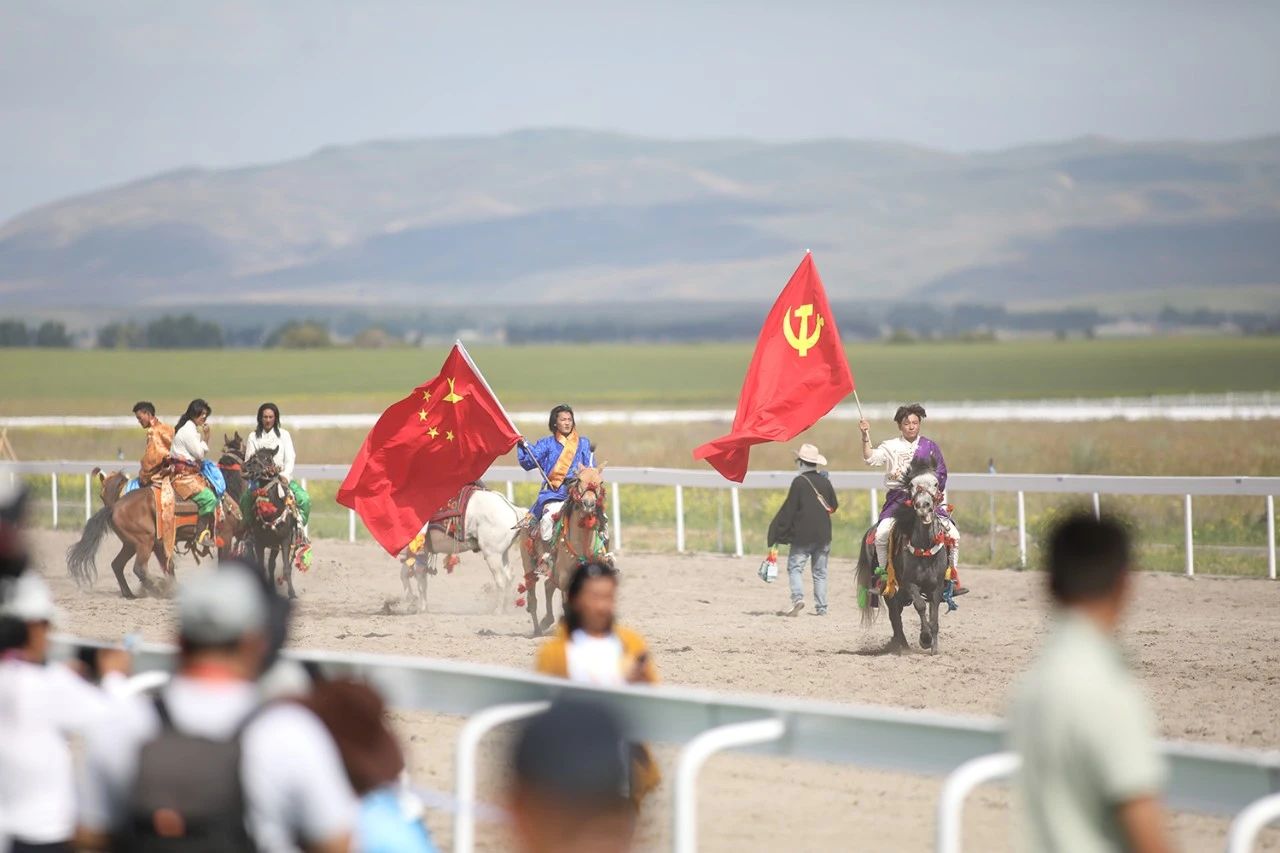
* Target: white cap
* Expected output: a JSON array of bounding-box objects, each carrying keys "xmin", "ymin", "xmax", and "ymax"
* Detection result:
[
  {"xmin": 178, "ymin": 569, "xmax": 267, "ymax": 645},
  {"xmin": 1, "ymin": 571, "xmax": 60, "ymax": 624}
]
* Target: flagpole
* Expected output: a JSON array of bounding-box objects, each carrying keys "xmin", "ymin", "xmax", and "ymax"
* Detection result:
[
  {"xmin": 455, "ymin": 340, "xmax": 552, "ymax": 488},
  {"xmin": 853, "ymin": 389, "xmax": 865, "ymax": 420}
]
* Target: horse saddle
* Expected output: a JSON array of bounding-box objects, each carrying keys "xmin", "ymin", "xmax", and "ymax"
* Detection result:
[{"xmin": 427, "ymin": 482, "xmax": 486, "ymax": 542}]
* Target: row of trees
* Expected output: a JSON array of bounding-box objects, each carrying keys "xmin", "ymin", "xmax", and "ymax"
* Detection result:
[{"xmin": 0, "ymin": 320, "xmax": 72, "ymax": 347}]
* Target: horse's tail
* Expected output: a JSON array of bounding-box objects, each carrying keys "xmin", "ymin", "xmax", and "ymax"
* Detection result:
[
  {"xmin": 855, "ymin": 529, "xmax": 880, "ymax": 627},
  {"xmin": 67, "ymin": 505, "xmax": 112, "ymax": 588}
]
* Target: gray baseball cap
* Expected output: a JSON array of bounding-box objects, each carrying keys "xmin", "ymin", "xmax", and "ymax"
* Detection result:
[{"xmin": 178, "ymin": 568, "xmax": 268, "ymax": 645}]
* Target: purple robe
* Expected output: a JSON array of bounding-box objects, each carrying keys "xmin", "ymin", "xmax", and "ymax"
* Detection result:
[{"xmin": 876, "ymin": 436, "xmax": 949, "ymax": 522}]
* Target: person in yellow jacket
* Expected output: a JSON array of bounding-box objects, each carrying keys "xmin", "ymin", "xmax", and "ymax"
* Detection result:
[{"xmin": 534, "ymin": 561, "xmax": 661, "ymax": 806}]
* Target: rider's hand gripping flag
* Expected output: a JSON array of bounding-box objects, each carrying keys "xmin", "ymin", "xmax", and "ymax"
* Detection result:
[
  {"xmin": 693, "ymin": 252, "xmax": 855, "ymax": 482},
  {"xmin": 337, "ymin": 342, "xmax": 521, "ymax": 555}
]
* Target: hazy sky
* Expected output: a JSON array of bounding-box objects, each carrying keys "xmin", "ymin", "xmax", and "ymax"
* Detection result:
[{"xmin": 2, "ymin": 0, "xmax": 1278, "ymax": 221}]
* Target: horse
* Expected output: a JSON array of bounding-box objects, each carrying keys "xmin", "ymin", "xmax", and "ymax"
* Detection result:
[
  {"xmin": 242, "ymin": 446, "xmax": 301, "ymax": 599},
  {"xmin": 521, "ymin": 464, "xmax": 610, "ymax": 635},
  {"xmin": 397, "ymin": 485, "xmax": 525, "ymax": 614},
  {"xmin": 67, "ymin": 436, "xmax": 246, "ymax": 599},
  {"xmin": 855, "ymin": 456, "xmax": 953, "ymax": 654}
]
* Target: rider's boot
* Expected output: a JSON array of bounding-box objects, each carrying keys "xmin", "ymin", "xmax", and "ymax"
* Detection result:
[{"xmin": 194, "ymin": 514, "xmax": 214, "ymax": 556}]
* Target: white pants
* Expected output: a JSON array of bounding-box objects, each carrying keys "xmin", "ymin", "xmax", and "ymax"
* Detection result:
[
  {"xmin": 875, "ymin": 516, "xmax": 960, "ymax": 570},
  {"xmin": 540, "ymin": 501, "xmax": 564, "ymax": 543}
]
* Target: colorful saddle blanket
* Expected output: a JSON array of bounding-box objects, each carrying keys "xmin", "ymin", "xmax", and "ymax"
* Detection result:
[{"xmin": 427, "ymin": 482, "xmax": 486, "ymax": 543}]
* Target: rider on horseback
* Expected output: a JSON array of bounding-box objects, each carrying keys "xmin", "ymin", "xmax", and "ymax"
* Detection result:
[
  {"xmin": 860, "ymin": 403, "xmax": 966, "ymax": 595},
  {"xmin": 243, "ymin": 403, "xmax": 312, "ymax": 563},
  {"xmin": 131, "ymin": 401, "xmax": 174, "ymax": 490},
  {"xmin": 517, "ymin": 404, "xmax": 606, "ymax": 568},
  {"xmin": 169, "ymin": 398, "xmax": 219, "ymax": 553}
]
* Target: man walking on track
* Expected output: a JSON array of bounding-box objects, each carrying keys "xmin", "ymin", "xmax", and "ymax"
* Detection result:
[
  {"xmin": 1009, "ymin": 513, "xmax": 1172, "ymax": 853},
  {"xmin": 767, "ymin": 443, "xmax": 838, "ymax": 616}
]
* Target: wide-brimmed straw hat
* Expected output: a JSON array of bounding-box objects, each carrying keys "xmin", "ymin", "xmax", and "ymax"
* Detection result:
[{"xmin": 795, "ymin": 443, "xmax": 827, "ymax": 466}]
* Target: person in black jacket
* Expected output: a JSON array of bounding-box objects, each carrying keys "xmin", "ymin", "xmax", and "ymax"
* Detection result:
[{"xmin": 767, "ymin": 444, "xmax": 839, "ymax": 616}]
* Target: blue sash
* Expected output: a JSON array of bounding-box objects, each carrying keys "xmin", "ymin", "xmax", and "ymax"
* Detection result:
[{"xmin": 201, "ymin": 459, "xmax": 226, "ymax": 498}]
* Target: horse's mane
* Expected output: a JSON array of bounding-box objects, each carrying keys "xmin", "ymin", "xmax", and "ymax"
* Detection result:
[{"xmin": 904, "ymin": 453, "xmax": 938, "ymax": 489}]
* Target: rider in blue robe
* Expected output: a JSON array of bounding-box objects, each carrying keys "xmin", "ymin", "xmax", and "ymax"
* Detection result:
[{"xmin": 518, "ymin": 404, "xmax": 603, "ymax": 559}]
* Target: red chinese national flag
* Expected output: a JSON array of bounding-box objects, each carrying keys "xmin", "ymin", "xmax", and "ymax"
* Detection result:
[
  {"xmin": 693, "ymin": 252, "xmax": 854, "ymax": 481},
  {"xmin": 337, "ymin": 343, "xmax": 521, "ymax": 555}
]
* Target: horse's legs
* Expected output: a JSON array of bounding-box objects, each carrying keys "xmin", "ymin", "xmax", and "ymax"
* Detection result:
[
  {"xmin": 538, "ymin": 573, "xmax": 557, "ymax": 632},
  {"xmin": 131, "ymin": 535, "xmax": 162, "ymax": 597},
  {"xmin": 928, "ymin": 594, "xmax": 941, "ymax": 656},
  {"xmin": 110, "ymin": 542, "xmax": 136, "ymax": 599},
  {"xmin": 886, "ymin": 596, "xmax": 909, "ymax": 651},
  {"xmin": 283, "ymin": 529, "xmax": 297, "ymax": 600},
  {"xmin": 481, "ymin": 547, "xmax": 509, "ymax": 614},
  {"xmin": 416, "ymin": 562, "xmax": 429, "ymax": 613},
  {"xmin": 399, "ymin": 560, "xmax": 417, "ymax": 612},
  {"xmin": 913, "ymin": 586, "xmax": 932, "ymax": 650}
]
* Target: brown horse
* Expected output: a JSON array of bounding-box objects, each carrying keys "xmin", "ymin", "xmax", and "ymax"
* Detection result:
[
  {"xmin": 521, "ymin": 464, "xmax": 610, "ymax": 635},
  {"xmin": 66, "ymin": 436, "xmax": 246, "ymax": 598}
]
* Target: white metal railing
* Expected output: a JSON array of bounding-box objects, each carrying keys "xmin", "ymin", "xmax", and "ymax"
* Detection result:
[
  {"xmin": 8, "ymin": 462, "xmax": 1279, "ymax": 578},
  {"xmin": 53, "ymin": 636, "xmax": 1280, "ymax": 852},
  {"xmin": 936, "ymin": 752, "xmax": 1020, "ymax": 853},
  {"xmin": 1227, "ymin": 793, "xmax": 1280, "ymax": 852}
]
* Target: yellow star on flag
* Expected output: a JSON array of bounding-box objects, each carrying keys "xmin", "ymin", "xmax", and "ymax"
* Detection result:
[
  {"xmin": 427, "ymin": 426, "xmax": 439, "ymax": 439},
  {"xmin": 445, "ymin": 430, "xmax": 455, "ymax": 442},
  {"xmin": 418, "ymin": 409, "xmax": 428, "ymax": 422},
  {"xmin": 422, "ymin": 389, "xmax": 432, "ymax": 402}
]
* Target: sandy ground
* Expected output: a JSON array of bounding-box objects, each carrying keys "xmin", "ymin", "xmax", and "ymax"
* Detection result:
[{"xmin": 29, "ymin": 529, "xmax": 1280, "ymax": 852}]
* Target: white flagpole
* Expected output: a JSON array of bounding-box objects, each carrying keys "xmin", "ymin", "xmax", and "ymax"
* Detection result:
[{"xmin": 455, "ymin": 340, "xmax": 551, "ymax": 487}]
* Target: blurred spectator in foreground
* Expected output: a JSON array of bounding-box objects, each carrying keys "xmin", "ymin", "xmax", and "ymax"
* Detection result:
[
  {"xmin": 300, "ymin": 678, "xmax": 438, "ymax": 852},
  {"xmin": 534, "ymin": 561, "xmax": 661, "ymax": 806},
  {"xmin": 77, "ymin": 566, "xmax": 357, "ymax": 852},
  {"xmin": 510, "ymin": 698, "xmax": 636, "ymax": 853},
  {"xmin": 1, "ymin": 479, "xmax": 131, "ymax": 853},
  {"xmin": 1009, "ymin": 513, "xmax": 1173, "ymax": 853}
]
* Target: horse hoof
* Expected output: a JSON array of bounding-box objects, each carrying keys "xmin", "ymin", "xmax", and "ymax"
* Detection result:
[{"xmin": 920, "ymin": 632, "xmax": 933, "ymax": 649}]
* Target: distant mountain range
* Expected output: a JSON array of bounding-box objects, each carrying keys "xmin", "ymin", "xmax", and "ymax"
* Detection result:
[{"xmin": 2, "ymin": 129, "xmax": 1278, "ymax": 309}]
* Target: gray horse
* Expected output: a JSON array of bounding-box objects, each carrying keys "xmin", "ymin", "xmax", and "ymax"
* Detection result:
[{"xmin": 856, "ymin": 456, "xmax": 951, "ymax": 654}]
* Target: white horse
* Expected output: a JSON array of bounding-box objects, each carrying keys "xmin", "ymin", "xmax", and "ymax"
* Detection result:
[{"xmin": 398, "ymin": 489, "xmax": 525, "ymax": 613}]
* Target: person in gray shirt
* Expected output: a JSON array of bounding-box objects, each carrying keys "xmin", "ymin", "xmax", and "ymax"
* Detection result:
[{"xmin": 1008, "ymin": 513, "xmax": 1172, "ymax": 853}]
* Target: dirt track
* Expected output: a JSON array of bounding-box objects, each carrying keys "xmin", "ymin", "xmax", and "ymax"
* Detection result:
[{"xmin": 29, "ymin": 530, "xmax": 1280, "ymax": 852}]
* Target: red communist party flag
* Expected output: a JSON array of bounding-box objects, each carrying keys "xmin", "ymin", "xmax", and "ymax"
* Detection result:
[
  {"xmin": 693, "ymin": 252, "xmax": 855, "ymax": 481},
  {"xmin": 337, "ymin": 343, "xmax": 521, "ymax": 555}
]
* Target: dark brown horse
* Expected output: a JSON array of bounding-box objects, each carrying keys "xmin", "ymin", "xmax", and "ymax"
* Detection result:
[
  {"xmin": 67, "ymin": 435, "xmax": 246, "ymax": 598},
  {"xmin": 521, "ymin": 464, "xmax": 610, "ymax": 635},
  {"xmin": 242, "ymin": 446, "xmax": 299, "ymax": 599}
]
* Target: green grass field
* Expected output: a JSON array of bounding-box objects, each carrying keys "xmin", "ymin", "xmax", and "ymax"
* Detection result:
[{"xmin": 1, "ymin": 337, "xmax": 1277, "ymax": 415}]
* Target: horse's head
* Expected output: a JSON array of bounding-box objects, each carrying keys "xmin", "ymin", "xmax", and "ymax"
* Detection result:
[
  {"xmin": 243, "ymin": 446, "xmax": 280, "ymax": 481},
  {"xmin": 94, "ymin": 468, "xmax": 128, "ymax": 507},
  {"xmin": 905, "ymin": 455, "xmax": 943, "ymax": 526},
  {"xmin": 222, "ymin": 432, "xmax": 245, "ymax": 461},
  {"xmin": 567, "ymin": 464, "xmax": 607, "ymax": 515}
]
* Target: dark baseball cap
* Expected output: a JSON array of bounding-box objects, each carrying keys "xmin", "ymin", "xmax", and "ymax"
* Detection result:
[{"xmin": 513, "ymin": 697, "xmax": 630, "ymax": 806}]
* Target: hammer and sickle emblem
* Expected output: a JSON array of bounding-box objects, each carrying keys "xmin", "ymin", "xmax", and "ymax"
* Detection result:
[{"xmin": 782, "ymin": 304, "xmax": 824, "ymax": 357}]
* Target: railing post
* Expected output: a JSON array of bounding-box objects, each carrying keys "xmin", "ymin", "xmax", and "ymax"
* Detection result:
[
  {"xmin": 675, "ymin": 484, "xmax": 685, "ymax": 553},
  {"xmin": 611, "ymin": 481, "xmax": 623, "ymax": 552},
  {"xmin": 936, "ymin": 752, "xmax": 1021, "ymax": 853},
  {"xmin": 454, "ymin": 701, "xmax": 549, "ymax": 853},
  {"xmin": 1267, "ymin": 496, "xmax": 1275, "ymax": 581},
  {"xmin": 1016, "ymin": 491, "xmax": 1026, "ymax": 569},
  {"xmin": 731, "ymin": 486, "xmax": 743, "ymax": 557},
  {"xmin": 506, "ymin": 481, "xmax": 514, "ymax": 502},
  {"xmin": 1227, "ymin": 792, "xmax": 1280, "ymax": 853},
  {"xmin": 869, "ymin": 488, "xmax": 878, "ymax": 527},
  {"xmin": 51, "ymin": 473, "xmax": 59, "ymax": 530},
  {"xmin": 1184, "ymin": 494, "xmax": 1194, "ymax": 578},
  {"xmin": 674, "ymin": 718, "xmax": 786, "ymax": 853},
  {"xmin": 1092, "ymin": 491, "xmax": 1100, "ymax": 520},
  {"xmin": 84, "ymin": 472, "xmax": 92, "ymax": 521},
  {"xmin": 348, "ymin": 507, "xmax": 356, "ymax": 543}
]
